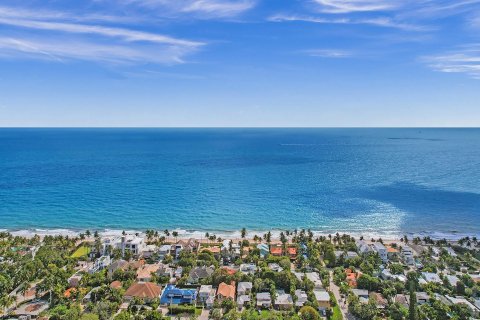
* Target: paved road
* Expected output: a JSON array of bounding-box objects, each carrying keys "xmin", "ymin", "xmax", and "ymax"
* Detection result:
[
  {"xmin": 329, "ymin": 271, "xmax": 355, "ymax": 320},
  {"xmin": 198, "ymin": 309, "xmax": 210, "ymax": 320}
]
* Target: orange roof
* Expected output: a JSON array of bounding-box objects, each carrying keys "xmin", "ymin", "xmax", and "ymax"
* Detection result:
[
  {"xmin": 221, "ymin": 266, "xmax": 237, "ymax": 275},
  {"xmin": 217, "ymin": 282, "xmax": 235, "ymax": 299},
  {"xmin": 270, "ymin": 247, "xmax": 282, "ymax": 254},
  {"xmin": 64, "ymin": 288, "xmax": 76, "ymax": 298},
  {"xmin": 110, "ymin": 281, "xmax": 122, "ymax": 289},
  {"xmin": 288, "ymin": 247, "xmax": 297, "ymax": 255},
  {"xmin": 387, "ymin": 247, "xmax": 399, "ymax": 253},
  {"xmin": 124, "ymin": 282, "xmax": 161, "ymax": 299},
  {"xmin": 137, "ymin": 264, "xmax": 160, "ymax": 279}
]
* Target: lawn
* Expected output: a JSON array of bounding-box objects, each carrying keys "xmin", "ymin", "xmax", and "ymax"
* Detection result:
[
  {"xmin": 71, "ymin": 246, "xmax": 90, "ymax": 258},
  {"xmin": 329, "ymin": 292, "xmax": 343, "ymax": 320}
]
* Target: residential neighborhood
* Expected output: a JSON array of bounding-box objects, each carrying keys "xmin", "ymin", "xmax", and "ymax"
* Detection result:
[{"xmin": 1, "ymin": 230, "xmax": 480, "ymax": 320}]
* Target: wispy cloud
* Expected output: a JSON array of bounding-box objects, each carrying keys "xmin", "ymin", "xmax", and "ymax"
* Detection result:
[
  {"xmin": 422, "ymin": 45, "xmax": 480, "ymax": 79},
  {"xmin": 123, "ymin": 0, "xmax": 256, "ymax": 18},
  {"xmin": 268, "ymin": 14, "xmax": 428, "ymax": 31},
  {"xmin": 303, "ymin": 49, "xmax": 352, "ymax": 58},
  {"xmin": 0, "ymin": 4, "xmax": 204, "ymax": 64},
  {"xmin": 312, "ymin": 0, "xmax": 401, "ymax": 14}
]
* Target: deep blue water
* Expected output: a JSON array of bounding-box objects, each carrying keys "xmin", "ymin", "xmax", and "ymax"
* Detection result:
[{"xmin": 0, "ymin": 128, "xmax": 479, "ymax": 237}]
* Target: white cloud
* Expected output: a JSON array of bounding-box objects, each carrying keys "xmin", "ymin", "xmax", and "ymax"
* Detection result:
[
  {"xmin": 423, "ymin": 46, "xmax": 480, "ymax": 79},
  {"xmin": 304, "ymin": 49, "xmax": 352, "ymax": 58},
  {"xmin": 268, "ymin": 14, "xmax": 428, "ymax": 31},
  {"xmin": 0, "ymin": 5, "xmax": 204, "ymax": 64},
  {"xmin": 124, "ymin": 0, "xmax": 255, "ymax": 18},
  {"xmin": 312, "ymin": 0, "xmax": 401, "ymax": 13},
  {"xmin": 0, "ymin": 37, "xmax": 195, "ymax": 64}
]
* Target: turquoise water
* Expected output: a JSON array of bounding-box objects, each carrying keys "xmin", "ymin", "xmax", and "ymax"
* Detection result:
[{"xmin": 0, "ymin": 128, "xmax": 479, "ymax": 237}]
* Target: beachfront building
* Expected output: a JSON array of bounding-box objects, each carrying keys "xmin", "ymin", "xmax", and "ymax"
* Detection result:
[
  {"xmin": 270, "ymin": 245, "xmax": 282, "ymax": 257},
  {"xmin": 287, "ymin": 247, "xmax": 297, "ymax": 260},
  {"xmin": 158, "ymin": 244, "xmax": 171, "ymax": 260},
  {"xmin": 160, "ymin": 285, "xmax": 197, "ymax": 305},
  {"xmin": 257, "ymin": 243, "xmax": 269, "ymax": 258},
  {"xmin": 103, "ymin": 234, "xmax": 146, "ymax": 257}
]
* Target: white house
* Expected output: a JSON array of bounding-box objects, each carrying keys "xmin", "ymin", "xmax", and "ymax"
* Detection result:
[
  {"xmin": 295, "ymin": 289, "xmax": 308, "ymax": 307},
  {"xmin": 237, "ymin": 282, "xmax": 253, "ymax": 296},
  {"xmin": 422, "ymin": 272, "xmax": 442, "ymax": 284},
  {"xmin": 274, "ymin": 290, "xmax": 293, "ymax": 310}
]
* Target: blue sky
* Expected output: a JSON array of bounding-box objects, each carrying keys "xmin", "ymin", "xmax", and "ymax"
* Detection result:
[{"xmin": 0, "ymin": 0, "xmax": 479, "ymax": 127}]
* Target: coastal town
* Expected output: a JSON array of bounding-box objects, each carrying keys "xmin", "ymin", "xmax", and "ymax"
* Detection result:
[{"xmin": 1, "ymin": 230, "xmax": 480, "ymax": 320}]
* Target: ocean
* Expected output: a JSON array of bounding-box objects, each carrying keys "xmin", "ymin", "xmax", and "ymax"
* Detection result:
[{"xmin": 0, "ymin": 128, "xmax": 479, "ymax": 239}]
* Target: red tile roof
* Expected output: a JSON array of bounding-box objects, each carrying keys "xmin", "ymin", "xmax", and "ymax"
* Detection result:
[
  {"xmin": 124, "ymin": 282, "xmax": 161, "ymax": 299},
  {"xmin": 217, "ymin": 282, "xmax": 235, "ymax": 299}
]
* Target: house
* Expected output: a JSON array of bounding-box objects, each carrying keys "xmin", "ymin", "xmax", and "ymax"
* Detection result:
[
  {"xmin": 222, "ymin": 239, "xmax": 241, "ymax": 257},
  {"xmin": 217, "ymin": 282, "xmax": 236, "ymax": 300},
  {"xmin": 335, "ymin": 251, "xmax": 358, "ymax": 261},
  {"xmin": 256, "ymin": 292, "xmax": 272, "ymax": 308},
  {"xmin": 174, "ymin": 266, "xmax": 183, "ymax": 278},
  {"xmin": 237, "ymin": 295, "xmax": 251, "ymax": 309},
  {"xmin": 108, "ymin": 259, "xmax": 129, "ymax": 277},
  {"xmin": 171, "ymin": 243, "xmax": 183, "ymax": 259},
  {"xmin": 352, "ymin": 289, "xmax": 369, "ymax": 303},
  {"xmin": 142, "ymin": 245, "xmax": 158, "ymax": 259},
  {"xmin": 110, "ymin": 281, "xmax": 122, "ymax": 289},
  {"xmin": 239, "ymin": 263, "xmax": 257, "ymax": 275},
  {"xmin": 446, "ymin": 275, "xmax": 459, "ymax": 287},
  {"xmin": 395, "ymin": 294, "xmax": 409, "ymax": 308},
  {"xmin": 314, "ymin": 290, "xmax": 331, "ymax": 314},
  {"xmin": 257, "ymin": 243, "xmax": 269, "ymax": 258},
  {"xmin": 160, "ymin": 285, "xmax": 197, "ymax": 305},
  {"xmin": 104, "ymin": 234, "xmax": 146, "ymax": 257},
  {"xmin": 158, "ymin": 264, "xmax": 174, "ymax": 279},
  {"xmin": 237, "ymin": 282, "xmax": 253, "ymax": 296},
  {"xmin": 124, "ymin": 282, "xmax": 161, "ymax": 302},
  {"xmin": 158, "ymin": 245, "xmax": 171, "ymax": 260},
  {"xmin": 295, "ymin": 290, "xmax": 308, "ymax": 307},
  {"xmin": 268, "ymin": 263, "xmax": 283, "ymax": 272},
  {"xmin": 402, "ymin": 246, "xmax": 415, "ymax": 265},
  {"xmin": 88, "ymin": 255, "xmax": 111, "ymax": 274},
  {"xmin": 445, "ymin": 247, "xmax": 457, "ymax": 257},
  {"xmin": 422, "ymin": 272, "xmax": 442, "ymax": 284},
  {"xmin": 380, "ymin": 269, "xmax": 406, "ymax": 283},
  {"xmin": 305, "ymin": 272, "xmax": 323, "ymax": 289},
  {"xmin": 270, "ymin": 246, "xmax": 282, "ymax": 257},
  {"xmin": 370, "ymin": 292, "xmax": 387, "ymax": 309},
  {"xmin": 275, "ymin": 290, "xmax": 293, "ymax": 310},
  {"xmin": 446, "ymin": 296, "xmax": 479, "ymax": 316},
  {"xmin": 198, "ymin": 285, "xmax": 213, "ymax": 303},
  {"xmin": 416, "ymin": 292, "xmax": 430, "ymax": 305},
  {"xmin": 372, "ymin": 242, "xmax": 388, "ymax": 263},
  {"xmin": 68, "ymin": 272, "xmax": 83, "ymax": 288},
  {"xmin": 177, "ymin": 239, "xmax": 200, "ymax": 253},
  {"xmin": 136, "ymin": 264, "xmax": 160, "ymax": 282},
  {"xmin": 345, "ymin": 269, "xmax": 361, "ymax": 287},
  {"xmin": 288, "ymin": 247, "xmax": 297, "ymax": 260},
  {"xmin": 201, "ymin": 246, "xmax": 221, "ymax": 258},
  {"xmin": 188, "ymin": 266, "xmax": 214, "ymax": 284},
  {"xmin": 356, "ymin": 240, "xmax": 371, "ymax": 254}
]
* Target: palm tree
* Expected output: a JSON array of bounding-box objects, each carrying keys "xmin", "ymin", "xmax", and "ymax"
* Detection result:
[
  {"xmin": 241, "ymin": 228, "xmax": 246, "ymax": 239},
  {"xmin": 164, "ymin": 229, "xmax": 170, "ymax": 237},
  {"xmin": 172, "ymin": 231, "xmax": 178, "ymax": 243}
]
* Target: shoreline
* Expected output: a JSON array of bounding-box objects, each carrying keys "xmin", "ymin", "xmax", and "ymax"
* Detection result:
[{"xmin": 1, "ymin": 227, "xmax": 478, "ymax": 241}]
